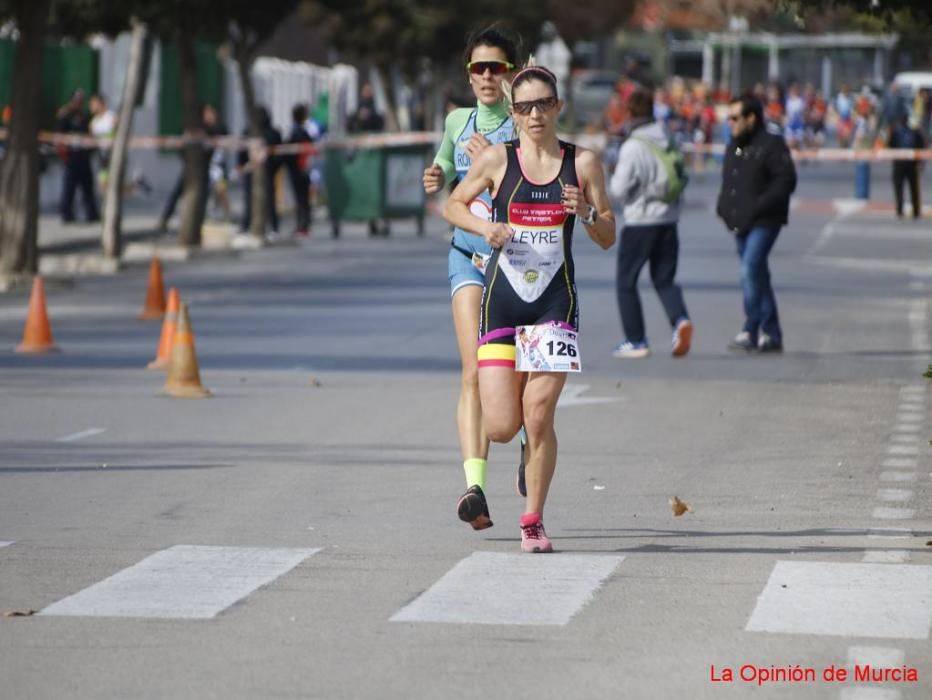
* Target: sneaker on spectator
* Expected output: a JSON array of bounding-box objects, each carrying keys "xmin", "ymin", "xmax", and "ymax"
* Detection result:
[
  {"xmin": 758, "ymin": 333, "xmax": 783, "ymax": 353},
  {"xmin": 612, "ymin": 340, "xmax": 650, "ymax": 359},
  {"xmin": 728, "ymin": 331, "xmax": 757, "ymax": 353},
  {"xmin": 519, "ymin": 512, "xmax": 553, "ymax": 553},
  {"xmin": 671, "ymin": 319, "xmax": 693, "ymax": 357},
  {"xmin": 231, "ymin": 232, "xmax": 263, "ymax": 250}
]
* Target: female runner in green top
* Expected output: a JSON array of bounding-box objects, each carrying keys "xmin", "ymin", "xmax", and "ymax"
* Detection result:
[{"xmin": 422, "ymin": 27, "xmax": 519, "ymax": 531}]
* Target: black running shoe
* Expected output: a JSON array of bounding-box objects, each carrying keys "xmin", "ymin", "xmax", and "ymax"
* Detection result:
[
  {"xmin": 516, "ymin": 432, "xmax": 527, "ymax": 498},
  {"xmin": 457, "ymin": 485, "xmax": 493, "ymax": 530}
]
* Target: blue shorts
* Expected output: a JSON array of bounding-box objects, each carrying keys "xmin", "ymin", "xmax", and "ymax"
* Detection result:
[{"xmin": 448, "ymin": 229, "xmax": 491, "ymax": 297}]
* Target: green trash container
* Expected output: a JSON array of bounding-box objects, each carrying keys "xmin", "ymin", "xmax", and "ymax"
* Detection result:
[{"xmin": 324, "ymin": 142, "xmax": 431, "ymax": 238}]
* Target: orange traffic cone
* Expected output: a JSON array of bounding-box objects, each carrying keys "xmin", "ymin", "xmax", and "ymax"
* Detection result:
[
  {"xmin": 163, "ymin": 303, "xmax": 210, "ymax": 398},
  {"xmin": 138, "ymin": 257, "xmax": 166, "ymax": 320},
  {"xmin": 15, "ymin": 276, "xmax": 57, "ymax": 354},
  {"xmin": 147, "ymin": 287, "xmax": 180, "ymax": 369}
]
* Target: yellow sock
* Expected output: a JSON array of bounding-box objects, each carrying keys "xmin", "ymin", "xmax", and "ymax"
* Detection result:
[{"xmin": 464, "ymin": 458, "xmax": 487, "ymax": 490}]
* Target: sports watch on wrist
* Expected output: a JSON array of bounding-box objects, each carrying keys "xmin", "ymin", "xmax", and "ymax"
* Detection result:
[{"xmin": 580, "ymin": 204, "xmax": 598, "ymax": 226}]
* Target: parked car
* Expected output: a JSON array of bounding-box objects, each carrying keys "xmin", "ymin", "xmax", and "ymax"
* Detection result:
[{"xmin": 570, "ymin": 70, "xmax": 618, "ymax": 128}]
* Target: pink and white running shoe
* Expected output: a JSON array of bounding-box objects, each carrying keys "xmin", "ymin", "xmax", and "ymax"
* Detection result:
[{"xmin": 520, "ymin": 512, "xmax": 553, "ymax": 553}]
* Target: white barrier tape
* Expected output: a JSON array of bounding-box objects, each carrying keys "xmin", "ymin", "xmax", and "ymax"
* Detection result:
[
  {"xmin": 4, "ymin": 128, "xmax": 931, "ymax": 162},
  {"xmin": 0, "ymin": 128, "xmax": 439, "ymax": 156}
]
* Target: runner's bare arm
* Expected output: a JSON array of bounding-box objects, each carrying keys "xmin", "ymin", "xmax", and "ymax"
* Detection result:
[
  {"xmin": 572, "ymin": 148, "xmax": 616, "ymax": 250},
  {"xmin": 443, "ymin": 144, "xmax": 512, "ymax": 247}
]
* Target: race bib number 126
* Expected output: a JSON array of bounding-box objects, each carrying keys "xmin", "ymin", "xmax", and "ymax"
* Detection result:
[{"xmin": 515, "ymin": 324, "xmax": 582, "ymax": 373}]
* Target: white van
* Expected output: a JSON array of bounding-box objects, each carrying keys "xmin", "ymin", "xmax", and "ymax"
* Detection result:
[{"xmin": 892, "ymin": 71, "xmax": 932, "ymax": 98}]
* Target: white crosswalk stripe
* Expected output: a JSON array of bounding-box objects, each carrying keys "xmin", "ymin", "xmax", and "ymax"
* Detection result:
[
  {"xmin": 872, "ymin": 507, "xmax": 916, "ymax": 520},
  {"xmin": 0, "ymin": 541, "xmax": 12, "ymax": 549},
  {"xmin": 862, "ymin": 550, "xmax": 910, "ymax": 564},
  {"xmin": 746, "ymin": 561, "xmax": 932, "ymax": 639},
  {"xmin": 879, "ymin": 471, "xmax": 917, "ymax": 482},
  {"xmin": 40, "ymin": 545, "xmax": 320, "ymax": 619},
  {"xmin": 391, "ymin": 551, "xmax": 624, "ymax": 626}
]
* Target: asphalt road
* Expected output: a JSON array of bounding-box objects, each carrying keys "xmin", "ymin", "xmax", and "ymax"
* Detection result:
[{"xmin": 0, "ymin": 167, "xmax": 930, "ymax": 700}]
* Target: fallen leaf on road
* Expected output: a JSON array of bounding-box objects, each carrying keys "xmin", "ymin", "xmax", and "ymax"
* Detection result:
[
  {"xmin": 670, "ymin": 496, "xmax": 690, "ymax": 516},
  {"xmin": 926, "ymin": 540, "xmax": 932, "ymax": 546},
  {"xmin": 2, "ymin": 609, "xmax": 36, "ymax": 617},
  {"xmin": 309, "ymin": 377, "xmax": 322, "ymax": 387}
]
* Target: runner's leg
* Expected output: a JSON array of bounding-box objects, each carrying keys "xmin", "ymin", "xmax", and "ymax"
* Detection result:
[
  {"xmin": 452, "ymin": 285, "xmax": 489, "ymax": 482},
  {"xmin": 520, "ymin": 372, "xmax": 566, "ymax": 515}
]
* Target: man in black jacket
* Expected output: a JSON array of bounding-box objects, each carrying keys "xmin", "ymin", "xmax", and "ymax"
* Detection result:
[
  {"xmin": 717, "ymin": 94, "xmax": 797, "ymax": 353},
  {"xmin": 286, "ymin": 103, "xmax": 314, "ymax": 237},
  {"xmin": 56, "ymin": 89, "xmax": 100, "ymax": 223},
  {"xmin": 888, "ymin": 115, "xmax": 925, "ymax": 219}
]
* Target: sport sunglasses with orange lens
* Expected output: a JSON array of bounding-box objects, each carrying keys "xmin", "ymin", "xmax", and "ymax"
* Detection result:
[
  {"xmin": 466, "ymin": 60, "xmax": 514, "ymax": 76},
  {"xmin": 512, "ymin": 96, "xmax": 559, "ymax": 115}
]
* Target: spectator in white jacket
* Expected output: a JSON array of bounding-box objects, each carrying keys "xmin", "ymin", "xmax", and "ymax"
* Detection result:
[{"xmin": 609, "ymin": 86, "xmax": 693, "ymax": 359}]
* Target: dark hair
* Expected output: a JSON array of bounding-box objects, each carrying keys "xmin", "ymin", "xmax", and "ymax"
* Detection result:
[
  {"xmin": 292, "ymin": 104, "xmax": 308, "ymax": 123},
  {"xmin": 627, "ymin": 86, "xmax": 653, "ymax": 119},
  {"xmin": 512, "ymin": 66, "xmax": 559, "ymax": 99},
  {"xmin": 731, "ymin": 93, "xmax": 763, "ymax": 123},
  {"xmin": 463, "ymin": 25, "xmax": 519, "ymax": 66}
]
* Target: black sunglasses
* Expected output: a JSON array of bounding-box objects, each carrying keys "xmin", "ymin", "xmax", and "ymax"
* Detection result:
[
  {"xmin": 513, "ymin": 96, "xmax": 559, "ymax": 115},
  {"xmin": 466, "ymin": 60, "xmax": 514, "ymax": 76}
]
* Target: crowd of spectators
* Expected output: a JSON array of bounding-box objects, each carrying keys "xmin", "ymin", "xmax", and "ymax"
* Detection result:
[{"xmin": 602, "ymin": 75, "xmax": 932, "ymax": 154}]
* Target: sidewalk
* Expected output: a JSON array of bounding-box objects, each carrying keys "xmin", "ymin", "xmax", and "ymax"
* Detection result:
[{"xmin": 28, "ymin": 207, "xmax": 443, "ymax": 284}]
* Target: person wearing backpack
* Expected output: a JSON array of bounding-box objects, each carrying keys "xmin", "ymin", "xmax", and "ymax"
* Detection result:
[
  {"xmin": 609, "ymin": 86, "xmax": 693, "ymax": 359},
  {"xmin": 888, "ymin": 115, "xmax": 925, "ymax": 219}
]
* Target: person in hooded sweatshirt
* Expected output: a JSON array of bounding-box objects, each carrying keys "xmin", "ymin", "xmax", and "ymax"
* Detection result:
[{"xmin": 609, "ymin": 86, "xmax": 693, "ymax": 359}]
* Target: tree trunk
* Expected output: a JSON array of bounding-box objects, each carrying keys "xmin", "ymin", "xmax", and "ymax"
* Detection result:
[
  {"xmin": 0, "ymin": 0, "xmax": 51, "ymax": 281},
  {"xmin": 235, "ymin": 48, "xmax": 267, "ymax": 239},
  {"xmin": 375, "ymin": 64, "xmax": 400, "ymax": 133},
  {"xmin": 176, "ymin": 30, "xmax": 206, "ymax": 247},
  {"xmin": 101, "ymin": 21, "xmax": 149, "ymax": 259}
]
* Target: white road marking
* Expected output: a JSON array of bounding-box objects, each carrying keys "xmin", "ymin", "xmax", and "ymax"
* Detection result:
[
  {"xmin": 846, "ymin": 646, "xmax": 906, "ymax": 668},
  {"xmin": 807, "ymin": 255, "xmax": 932, "ymax": 276},
  {"xmin": 891, "ymin": 424, "xmax": 920, "ymax": 434},
  {"xmin": 879, "ymin": 471, "xmax": 917, "ymax": 483},
  {"xmin": 808, "ymin": 204, "xmax": 865, "ymax": 256},
  {"xmin": 0, "ymin": 541, "xmax": 12, "ymax": 549},
  {"xmin": 40, "ymin": 545, "xmax": 320, "ymax": 619},
  {"xmin": 55, "ymin": 428, "xmax": 107, "ymax": 443},
  {"xmin": 746, "ymin": 561, "xmax": 932, "ymax": 639},
  {"xmin": 390, "ymin": 552, "xmax": 624, "ymax": 626},
  {"xmin": 862, "ymin": 550, "xmax": 910, "ymax": 564},
  {"xmin": 557, "ymin": 384, "xmax": 619, "ymax": 408},
  {"xmin": 889, "ymin": 433, "xmax": 919, "ymax": 443},
  {"xmin": 886, "ymin": 445, "xmax": 919, "ymax": 455},
  {"xmin": 872, "ymin": 507, "xmax": 916, "ymax": 520},
  {"xmin": 899, "ymin": 384, "xmax": 925, "ymax": 394},
  {"xmin": 894, "ymin": 404, "xmax": 922, "ymax": 413},
  {"xmin": 867, "ymin": 528, "xmax": 912, "ymax": 540},
  {"xmin": 882, "ymin": 457, "xmax": 917, "ymax": 468},
  {"xmin": 876, "ymin": 489, "xmax": 914, "ymax": 503},
  {"xmin": 839, "ymin": 686, "xmax": 902, "ymax": 700},
  {"xmin": 895, "ymin": 413, "xmax": 922, "ymax": 423}
]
